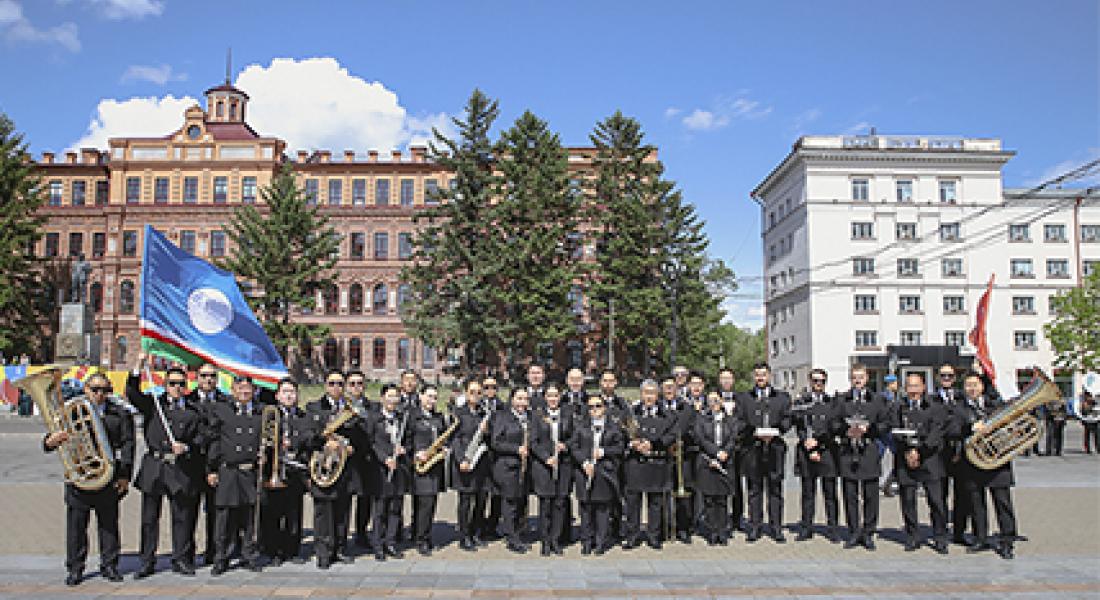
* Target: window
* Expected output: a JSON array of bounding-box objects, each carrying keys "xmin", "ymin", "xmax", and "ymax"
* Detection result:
[
  {"xmin": 95, "ymin": 181, "xmax": 108, "ymax": 205},
  {"xmin": 855, "ymin": 330, "xmax": 878, "ymax": 348},
  {"xmin": 851, "ymin": 222, "xmax": 874, "ymax": 240},
  {"xmin": 897, "ymin": 258, "xmax": 920, "ymax": 277},
  {"xmin": 119, "ymin": 280, "xmax": 135, "ymax": 314},
  {"xmin": 422, "ymin": 344, "xmax": 435, "ymax": 369},
  {"xmin": 938, "ymin": 180, "xmax": 957, "ymax": 203},
  {"xmin": 899, "ymin": 295, "xmax": 922, "ymax": 314},
  {"xmin": 348, "ymin": 283, "xmax": 363, "ymax": 313},
  {"xmin": 896, "ymin": 179, "xmax": 913, "ymax": 202},
  {"xmin": 425, "ymin": 179, "xmax": 440, "ymax": 205},
  {"xmin": 942, "ymin": 258, "xmax": 963, "ymax": 277},
  {"xmin": 1014, "ymin": 331, "xmax": 1037, "ymax": 350},
  {"xmin": 90, "ymin": 282, "xmax": 103, "ymax": 312},
  {"xmin": 372, "ymin": 283, "xmax": 388, "ymax": 315},
  {"xmin": 398, "ymin": 232, "xmax": 412, "ymax": 259},
  {"xmin": 945, "ymin": 331, "xmax": 966, "ymax": 347},
  {"xmin": 1082, "ymin": 225, "xmax": 1100, "ymax": 243},
  {"xmin": 154, "ymin": 177, "xmax": 169, "ymax": 204},
  {"xmin": 1044, "ymin": 224, "xmax": 1067, "ymax": 242},
  {"xmin": 304, "ymin": 179, "xmax": 319, "ymax": 205},
  {"xmin": 348, "ymin": 338, "xmax": 362, "ymax": 368},
  {"xmin": 896, "ymin": 222, "xmax": 917, "ymax": 241},
  {"xmin": 943, "ymin": 295, "xmax": 965, "ymax": 314},
  {"xmin": 44, "ymin": 232, "xmax": 59, "ymax": 257},
  {"xmin": 213, "ymin": 177, "xmax": 227, "ymax": 203},
  {"xmin": 242, "ymin": 176, "xmax": 257, "ymax": 204},
  {"xmin": 328, "ymin": 179, "xmax": 342, "ymax": 206},
  {"xmin": 210, "ymin": 231, "xmax": 226, "ymax": 257},
  {"xmin": 768, "ymin": 212, "xmax": 776, "ymax": 229},
  {"xmin": 1008, "ymin": 224, "xmax": 1030, "ymax": 242},
  {"xmin": 72, "ymin": 181, "xmax": 86, "ymax": 206},
  {"xmin": 125, "ymin": 177, "xmax": 140, "ymax": 204},
  {"xmin": 352, "ymin": 179, "xmax": 367, "ymax": 205},
  {"xmin": 372, "ymin": 338, "xmax": 386, "ymax": 369},
  {"xmin": 350, "ymin": 233, "xmax": 365, "ymax": 260},
  {"xmin": 122, "ymin": 230, "xmax": 138, "ymax": 257},
  {"xmin": 1047, "ymin": 259, "xmax": 1069, "ymax": 278},
  {"xmin": 899, "ymin": 330, "xmax": 922, "ymax": 346},
  {"xmin": 68, "ymin": 232, "xmax": 83, "ymax": 258},
  {"xmin": 1012, "ymin": 296, "xmax": 1035, "ymax": 315},
  {"xmin": 851, "ymin": 178, "xmax": 869, "ymax": 201},
  {"xmin": 771, "ymin": 339, "xmax": 779, "ymax": 357},
  {"xmin": 183, "ymin": 177, "xmax": 198, "ymax": 203},
  {"xmin": 375, "ymin": 178, "xmax": 390, "ymax": 206},
  {"xmin": 92, "ymin": 232, "xmax": 105, "ymax": 258},
  {"xmin": 116, "ymin": 336, "xmax": 128, "ymax": 362},
  {"xmin": 180, "ymin": 230, "xmax": 196, "ymax": 254},
  {"xmin": 400, "ymin": 179, "xmax": 414, "ymax": 207},
  {"xmin": 1085, "ymin": 260, "xmax": 1098, "ymax": 277},
  {"xmin": 940, "ymin": 222, "xmax": 961, "ymax": 241},
  {"xmin": 374, "ymin": 232, "xmax": 389, "ymax": 260},
  {"xmin": 1010, "ymin": 259, "xmax": 1033, "ymax": 278},
  {"xmin": 323, "ymin": 284, "xmax": 338, "ymax": 314},
  {"xmin": 853, "ymin": 258, "xmax": 875, "ymax": 275},
  {"xmin": 397, "ymin": 284, "xmax": 411, "ymax": 312},
  {"xmin": 48, "ymin": 180, "xmax": 63, "ymax": 206},
  {"xmin": 398, "ymin": 338, "xmax": 410, "ymax": 369},
  {"xmin": 854, "ymin": 294, "xmax": 877, "ymax": 313}
]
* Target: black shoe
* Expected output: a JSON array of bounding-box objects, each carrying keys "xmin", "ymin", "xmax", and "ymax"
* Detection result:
[
  {"xmin": 827, "ymin": 527, "xmax": 841, "ymax": 543},
  {"xmin": 594, "ymin": 543, "xmax": 607, "ymax": 556},
  {"xmin": 291, "ymin": 556, "xmax": 307, "ymax": 565},
  {"xmin": 459, "ymin": 537, "xmax": 475, "ymax": 551},
  {"xmin": 581, "ymin": 542, "xmax": 592, "ymax": 555},
  {"xmin": 863, "ymin": 536, "xmax": 876, "ymax": 551},
  {"xmin": 171, "ymin": 561, "xmax": 196, "ymax": 576},
  {"xmin": 746, "ymin": 528, "xmax": 760, "ymax": 543},
  {"xmin": 318, "ymin": 557, "xmax": 332, "ymax": 569},
  {"xmin": 506, "ymin": 541, "xmax": 527, "ymax": 554},
  {"xmin": 334, "ymin": 552, "xmax": 354, "ymax": 564},
  {"xmin": 677, "ymin": 532, "xmax": 692, "ymax": 544},
  {"xmin": 246, "ymin": 561, "xmax": 262, "ymax": 572},
  {"xmin": 373, "ymin": 549, "xmax": 386, "ymax": 562},
  {"xmin": 622, "ymin": 537, "xmax": 639, "ymax": 550},
  {"xmin": 648, "ymin": 539, "xmax": 662, "ymax": 550},
  {"xmin": 904, "ymin": 538, "xmax": 919, "ymax": 552},
  {"xmin": 65, "ymin": 571, "xmax": 82, "ymax": 586},
  {"xmin": 417, "ymin": 543, "xmax": 432, "ymax": 557},
  {"xmin": 476, "ymin": 535, "xmax": 490, "ymax": 547},
  {"xmin": 211, "ymin": 562, "xmax": 227, "ymax": 576},
  {"xmin": 951, "ymin": 534, "xmax": 968, "ymax": 546},
  {"xmin": 540, "ymin": 543, "xmax": 551, "ymax": 556},
  {"xmin": 998, "ymin": 542, "xmax": 1015, "ymax": 560},
  {"xmin": 844, "ymin": 535, "xmax": 861, "ymax": 549},
  {"xmin": 134, "ymin": 563, "xmax": 155, "ymax": 579},
  {"xmin": 386, "ymin": 546, "xmax": 404, "ymax": 560},
  {"xmin": 795, "ymin": 527, "xmax": 812, "ymax": 542},
  {"xmin": 552, "ymin": 543, "xmax": 564, "ymax": 556},
  {"xmin": 771, "ymin": 531, "xmax": 786, "ymax": 543},
  {"xmin": 202, "ymin": 552, "xmax": 215, "ymax": 566},
  {"xmin": 967, "ymin": 541, "xmax": 993, "ymax": 554},
  {"xmin": 102, "ymin": 566, "xmax": 123, "ymax": 582},
  {"xmin": 932, "ymin": 540, "xmax": 949, "ymax": 555}
]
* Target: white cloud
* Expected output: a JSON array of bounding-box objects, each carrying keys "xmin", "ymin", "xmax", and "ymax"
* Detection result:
[
  {"xmin": 121, "ymin": 63, "xmax": 186, "ymax": 85},
  {"xmin": 1026, "ymin": 148, "xmax": 1100, "ymax": 188},
  {"xmin": 720, "ymin": 297, "xmax": 765, "ymax": 329},
  {"xmin": 842, "ymin": 121, "xmax": 872, "ymax": 136},
  {"xmin": 674, "ymin": 93, "xmax": 772, "ymax": 132},
  {"xmin": 79, "ymin": 0, "xmax": 164, "ymax": 19},
  {"xmin": 790, "ymin": 108, "xmax": 822, "ymax": 133},
  {"xmin": 0, "ymin": 0, "xmax": 79, "ymax": 52},
  {"xmin": 663, "ymin": 107, "xmax": 681, "ymax": 119},
  {"xmin": 69, "ymin": 95, "xmax": 198, "ymax": 150},
  {"xmin": 682, "ymin": 109, "xmax": 728, "ymax": 131}
]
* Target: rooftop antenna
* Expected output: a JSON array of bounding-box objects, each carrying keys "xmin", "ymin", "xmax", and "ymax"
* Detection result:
[{"xmin": 225, "ymin": 48, "xmax": 232, "ymax": 85}]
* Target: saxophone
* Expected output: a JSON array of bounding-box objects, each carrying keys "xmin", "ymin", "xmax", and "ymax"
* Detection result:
[
  {"xmin": 415, "ymin": 418, "xmax": 459, "ymax": 475},
  {"xmin": 309, "ymin": 404, "xmax": 357, "ymax": 487},
  {"xmin": 965, "ymin": 367, "xmax": 1062, "ymax": 470}
]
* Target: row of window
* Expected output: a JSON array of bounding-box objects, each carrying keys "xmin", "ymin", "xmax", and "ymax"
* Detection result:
[
  {"xmin": 324, "ymin": 337, "xmax": 435, "ymax": 370},
  {"xmin": 316, "ymin": 283, "xmax": 410, "ymax": 316},
  {"xmin": 303, "ymin": 177, "xmax": 446, "ymax": 207},
  {"xmin": 850, "ymin": 178, "xmax": 957, "ymax": 203},
  {"xmin": 853, "ymin": 329, "xmax": 1038, "ymax": 350},
  {"xmin": 1009, "ymin": 223, "xmax": 1100, "ymax": 243},
  {"xmin": 41, "ymin": 230, "xmax": 226, "ymax": 259},
  {"xmin": 771, "ymin": 293, "xmax": 1055, "ymax": 330},
  {"xmin": 348, "ymin": 232, "xmax": 412, "ymax": 260},
  {"xmin": 120, "ymin": 176, "xmax": 257, "ymax": 205},
  {"xmin": 851, "ymin": 257, "xmax": 1096, "ymax": 278},
  {"xmin": 47, "ymin": 180, "xmax": 110, "ymax": 207},
  {"xmin": 850, "ymin": 221, "xmax": 1099, "ymax": 244}
]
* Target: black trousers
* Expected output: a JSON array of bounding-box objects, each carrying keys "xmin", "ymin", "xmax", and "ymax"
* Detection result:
[
  {"xmin": 579, "ymin": 501, "xmax": 610, "ymax": 549},
  {"xmin": 944, "ymin": 471, "xmax": 971, "ymax": 538},
  {"xmin": 800, "ymin": 475, "xmax": 838, "ymax": 529},
  {"xmin": 354, "ymin": 493, "xmax": 373, "ymax": 544},
  {"xmin": 1045, "ymin": 420, "xmax": 1065, "ymax": 455},
  {"xmin": 969, "ymin": 485, "xmax": 1016, "ymax": 544},
  {"xmin": 841, "ymin": 478, "xmax": 878, "ymax": 537},
  {"xmin": 538, "ymin": 496, "xmax": 566, "ymax": 545},
  {"xmin": 456, "ymin": 491, "xmax": 486, "ymax": 538},
  {"xmin": 312, "ymin": 496, "xmax": 350, "ymax": 561},
  {"xmin": 413, "ymin": 494, "xmax": 437, "ymax": 544},
  {"xmin": 624, "ymin": 491, "xmax": 665, "ymax": 541},
  {"xmin": 672, "ymin": 492, "xmax": 693, "ymax": 536},
  {"xmin": 192, "ymin": 483, "xmax": 217, "ymax": 559},
  {"xmin": 500, "ymin": 495, "xmax": 527, "ymax": 543},
  {"xmin": 372, "ymin": 495, "xmax": 403, "ymax": 547},
  {"xmin": 729, "ymin": 476, "xmax": 745, "ymax": 532},
  {"xmin": 260, "ymin": 488, "xmax": 303, "ymax": 560},
  {"xmin": 64, "ymin": 486, "xmax": 121, "ymax": 573},
  {"xmin": 900, "ymin": 480, "xmax": 946, "ymax": 542},
  {"xmin": 1083, "ymin": 423, "xmax": 1099, "ymax": 453},
  {"xmin": 139, "ymin": 490, "xmax": 195, "ymax": 566},
  {"xmin": 214, "ymin": 505, "xmax": 257, "ymax": 565},
  {"xmin": 746, "ymin": 475, "xmax": 783, "ymax": 532},
  {"xmin": 484, "ymin": 494, "xmax": 502, "ymax": 538},
  {"xmin": 703, "ymin": 495, "xmax": 729, "ymax": 538}
]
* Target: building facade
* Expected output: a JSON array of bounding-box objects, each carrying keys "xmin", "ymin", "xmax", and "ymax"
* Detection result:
[
  {"xmin": 32, "ymin": 79, "xmax": 610, "ymax": 382},
  {"xmin": 752, "ymin": 134, "xmax": 1098, "ymax": 398}
]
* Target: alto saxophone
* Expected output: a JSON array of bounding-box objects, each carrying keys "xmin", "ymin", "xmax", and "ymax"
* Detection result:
[{"xmin": 415, "ymin": 418, "xmax": 459, "ymax": 475}]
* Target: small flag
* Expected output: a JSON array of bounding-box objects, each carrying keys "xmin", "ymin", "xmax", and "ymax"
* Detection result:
[
  {"xmin": 969, "ymin": 274, "xmax": 996, "ymax": 386},
  {"xmin": 139, "ymin": 225, "xmax": 287, "ymax": 388}
]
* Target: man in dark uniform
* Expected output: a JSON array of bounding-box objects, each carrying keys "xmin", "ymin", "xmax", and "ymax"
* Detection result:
[
  {"xmin": 596, "ymin": 370, "xmax": 628, "ymax": 543},
  {"xmin": 205, "ymin": 376, "xmax": 265, "ymax": 575},
  {"xmin": 893, "ymin": 372, "xmax": 949, "ymax": 554},
  {"xmin": 451, "ymin": 379, "xmax": 492, "ymax": 550},
  {"xmin": 837, "ymin": 364, "xmax": 888, "ymax": 550},
  {"xmin": 960, "ymin": 370, "xmax": 1018, "ymax": 559},
  {"xmin": 736, "ymin": 363, "xmax": 791, "ymax": 543},
  {"xmin": 526, "ymin": 364, "xmax": 548, "ymax": 413},
  {"xmin": 127, "ymin": 357, "xmax": 205, "ymax": 577},
  {"xmin": 716, "ymin": 367, "xmax": 745, "ymax": 534},
  {"xmin": 411, "ymin": 385, "xmax": 448, "ymax": 556},
  {"xmin": 259, "ymin": 378, "xmax": 311, "ymax": 565},
  {"xmin": 480, "ymin": 377, "xmax": 506, "ymax": 540},
  {"xmin": 562, "ymin": 368, "xmax": 589, "ymax": 419},
  {"xmin": 793, "ymin": 369, "xmax": 842, "ymax": 543},
  {"xmin": 186, "ymin": 362, "xmax": 228, "ymax": 565},
  {"xmin": 370, "ymin": 384, "xmax": 412, "ymax": 560},
  {"xmin": 623, "ymin": 380, "xmax": 676, "ymax": 550},
  {"xmin": 491, "ymin": 387, "xmax": 534, "ymax": 553},
  {"xmin": 571, "ymin": 395, "xmax": 623, "ymax": 555},
  {"xmin": 695, "ymin": 392, "xmax": 739, "ymax": 544},
  {"xmin": 935, "ymin": 364, "xmax": 970, "ymax": 545},
  {"xmin": 345, "ymin": 370, "xmax": 375, "ymax": 552},
  {"xmin": 44, "ymin": 372, "xmax": 134, "ymax": 586},
  {"xmin": 399, "ymin": 370, "xmax": 420, "ymax": 409},
  {"xmin": 531, "ymin": 385, "xmax": 574, "ymax": 555},
  {"xmin": 669, "ymin": 372, "xmax": 702, "ymax": 543}
]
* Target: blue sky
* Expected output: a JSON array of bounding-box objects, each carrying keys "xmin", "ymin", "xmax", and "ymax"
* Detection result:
[{"xmin": 2, "ymin": 0, "xmax": 1097, "ymax": 328}]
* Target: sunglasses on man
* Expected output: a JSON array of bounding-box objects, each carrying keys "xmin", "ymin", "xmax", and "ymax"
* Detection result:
[{"xmin": 88, "ymin": 386, "xmax": 112, "ymax": 394}]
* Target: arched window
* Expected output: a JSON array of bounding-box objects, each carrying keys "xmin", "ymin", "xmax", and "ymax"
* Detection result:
[
  {"xmin": 348, "ymin": 283, "xmax": 363, "ymax": 314},
  {"xmin": 119, "ymin": 280, "xmax": 135, "ymax": 314},
  {"xmin": 323, "ymin": 338, "xmax": 339, "ymax": 370},
  {"xmin": 116, "ymin": 336, "xmax": 128, "ymax": 363},
  {"xmin": 324, "ymin": 284, "xmax": 339, "ymax": 315},
  {"xmin": 348, "ymin": 337, "xmax": 362, "ymax": 368},
  {"xmin": 216, "ymin": 101, "xmax": 224, "ymax": 118},
  {"xmin": 372, "ymin": 283, "xmax": 388, "ymax": 315},
  {"xmin": 229, "ymin": 101, "xmax": 237, "ymax": 120},
  {"xmin": 372, "ymin": 337, "xmax": 386, "ymax": 369},
  {"xmin": 90, "ymin": 282, "xmax": 103, "ymax": 313},
  {"xmin": 397, "ymin": 283, "xmax": 411, "ymax": 313}
]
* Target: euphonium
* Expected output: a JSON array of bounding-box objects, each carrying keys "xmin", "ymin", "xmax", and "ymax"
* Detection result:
[
  {"xmin": 415, "ymin": 418, "xmax": 459, "ymax": 475},
  {"xmin": 965, "ymin": 367, "xmax": 1062, "ymax": 470},
  {"xmin": 309, "ymin": 404, "xmax": 357, "ymax": 487},
  {"xmin": 16, "ymin": 366, "xmax": 114, "ymax": 491}
]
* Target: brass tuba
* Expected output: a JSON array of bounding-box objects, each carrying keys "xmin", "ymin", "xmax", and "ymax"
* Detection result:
[
  {"xmin": 309, "ymin": 404, "xmax": 357, "ymax": 487},
  {"xmin": 965, "ymin": 367, "xmax": 1062, "ymax": 470},
  {"xmin": 16, "ymin": 366, "xmax": 115, "ymax": 491}
]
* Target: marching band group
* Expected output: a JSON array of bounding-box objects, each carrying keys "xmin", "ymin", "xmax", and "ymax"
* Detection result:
[{"xmin": 42, "ymin": 356, "xmax": 1022, "ymax": 586}]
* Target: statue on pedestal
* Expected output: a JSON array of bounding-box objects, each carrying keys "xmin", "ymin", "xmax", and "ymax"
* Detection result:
[{"xmin": 69, "ymin": 254, "xmax": 90, "ymax": 304}]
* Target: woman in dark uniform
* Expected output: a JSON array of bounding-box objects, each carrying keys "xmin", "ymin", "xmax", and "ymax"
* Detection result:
[
  {"xmin": 531, "ymin": 385, "xmax": 574, "ymax": 555},
  {"xmin": 694, "ymin": 392, "xmax": 739, "ymax": 545}
]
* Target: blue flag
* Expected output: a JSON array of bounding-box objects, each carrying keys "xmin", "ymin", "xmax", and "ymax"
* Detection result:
[{"xmin": 139, "ymin": 225, "xmax": 287, "ymax": 388}]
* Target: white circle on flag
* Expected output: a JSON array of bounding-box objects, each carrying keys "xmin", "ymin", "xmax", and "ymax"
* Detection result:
[{"xmin": 187, "ymin": 287, "xmax": 233, "ymax": 335}]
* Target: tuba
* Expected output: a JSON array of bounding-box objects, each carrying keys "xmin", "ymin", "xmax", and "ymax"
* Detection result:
[
  {"xmin": 309, "ymin": 403, "xmax": 357, "ymax": 487},
  {"xmin": 16, "ymin": 366, "xmax": 115, "ymax": 491},
  {"xmin": 416, "ymin": 418, "xmax": 459, "ymax": 475},
  {"xmin": 965, "ymin": 367, "xmax": 1062, "ymax": 470}
]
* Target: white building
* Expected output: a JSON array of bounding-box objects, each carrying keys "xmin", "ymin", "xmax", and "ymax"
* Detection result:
[{"xmin": 751, "ymin": 133, "xmax": 1099, "ymax": 398}]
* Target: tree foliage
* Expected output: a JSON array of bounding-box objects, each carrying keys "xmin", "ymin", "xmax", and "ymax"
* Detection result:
[{"xmin": 1045, "ymin": 270, "xmax": 1100, "ymax": 373}]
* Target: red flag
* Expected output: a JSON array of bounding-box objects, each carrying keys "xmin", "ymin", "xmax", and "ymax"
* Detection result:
[{"xmin": 969, "ymin": 274, "xmax": 996, "ymax": 385}]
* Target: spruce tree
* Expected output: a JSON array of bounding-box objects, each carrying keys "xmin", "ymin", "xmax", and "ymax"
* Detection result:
[{"xmin": 218, "ymin": 164, "xmax": 339, "ymax": 361}]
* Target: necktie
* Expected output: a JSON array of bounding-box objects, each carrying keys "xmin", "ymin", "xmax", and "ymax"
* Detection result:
[{"xmin": 715, "ymin": 418, "xmax": 723, "ymax": 446}]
